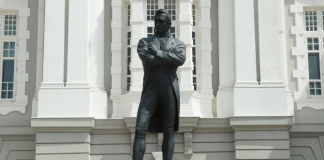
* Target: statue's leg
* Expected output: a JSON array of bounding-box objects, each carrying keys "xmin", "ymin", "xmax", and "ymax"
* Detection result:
[
  {"xmin": 133, "ymin": 83, "xmax": 159, "ymax": 160},
  {"xmin": 161, "ymin": 86, "xmax": 176, "ymax": 160}
]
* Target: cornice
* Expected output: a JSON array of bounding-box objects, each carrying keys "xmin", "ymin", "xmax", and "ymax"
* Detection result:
[
  {"xmin": 1, "ymin": 135, "xmax": 35, "ymax": 141},
  {"xmin": 193, "ymin": 127, "xmax": 233, "ymax": 133},
  {"xmin": 290, "ymin": 132, "xmax": 324, "ymax": 138},
  {"xmin": 123, "ymin": 117, "xmax": 137, "ymax": 132},
  {"xmin": 91, "ymin": 129, "xmax": 130, "ymax": 134},
  {"xmin": 33, "ymin": 127, "xmax": 93, "ymax": 133},
  {"xmin": 232, "ymin": 125, "xmax": 292, "ymax": 131}
]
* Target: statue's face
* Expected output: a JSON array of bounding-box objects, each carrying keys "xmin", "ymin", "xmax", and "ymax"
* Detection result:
[{"xmin": 155, "ymin": 13, "xmax": 170, "ymax": 34}]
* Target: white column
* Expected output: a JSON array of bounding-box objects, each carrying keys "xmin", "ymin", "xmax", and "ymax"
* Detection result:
[
  {"xmin": 233, "ymin": 0, "xmax": 258, "ymax": 87},
  {"xmin": 130, "ymin": 0, "xmax": 145, "ymax": 116},
  {"xmin": 217, "ymin": 0, "xmax": 235, "ymax": 117},
  {"xmin": 89, "ymin": 0, "xmax": 107, "ymax": 118},
  {"xmin": 179, "ymin": 0, "xmax": 194, "ymax": 91},
  {"xmin": 279, "ymin": 0, "xmax": 290, "ymax": 93},
  {"xmin": 110, "ymin": 0, "xmax": 125, "ymax": 96},
  {"xmin": 38, "ymin": 0, "xmax": 90, "ymax": 117},
  {"xmin": 130, "ymin": 0, "xmax": 145, "ymax": 92},
  {"xmin": 258, "ymin": 0, "xmax": 284, "ymax": 87},
  {"xmin": 233, "ymin": 0, "xmax": 287, "ymax": 116},
  {"xmin": 279, "ymin": 0, "xmax": 294, "ymax": 116},
  {"xmin": 66, "ymin": 0, "xmax": 89, "ymax": 87},
  {"xmin": 197, "ymin": 0, "xmax": 213, "ymax": 95},
  {"xmin": 233, "ymin": 0, "xmax": 258, "ymax": 116},
  {"xmin": 42, "ymin": 0, "xmax": 65, "ymax": 87}
]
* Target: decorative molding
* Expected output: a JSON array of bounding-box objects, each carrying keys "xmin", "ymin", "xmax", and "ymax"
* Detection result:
[
  {"xmin": 1, "ymin": 135, "xmax": 35, "ymax": 141},
  {"xmin": 33, "ymin": 127, "xmax": 93, "ymax": 133},
  {"xmin": 91, "ymin": 129, "xmax": 130, "ymax": 134},
  {"xmin": 178, "ymin": 126, "xmax": 197, "ymax": 132},
  {"xmin": 0, "ymin": 0, "xmax": 30, "ymax": 115},
  {"xmin": 290, "ymin": 132, "xmax": 324, "ymax": 138},
  {"xmin": 193, "ymin": 127, "xmax": 233, "ymax": 133},
  {"xmin": 184, "ymin": 132, "xmax": 193, "ymax": 158},
  {"xmin": 296, "ymin": 99, "xmax": 324, "ymax": 110},
  {"xmin": 0, "ymin": 102, "xmax": 28, "ymax": 115},
  {"xmin": 178, "ymin": 117, "xmax": 200, "ymax": 133},
  {"xmin": 232, "ymin": 125, "xmax": 292, "ymax": 131},
  {"xmin": 93, "ymin": 118, "xmax": 236, "ymax": 134},
  {"xmin": 95, "ymin": 118, "xmax": 127, "ymax": 129},
  {"xmin": 123, "ymin": 117, "xmax": 137, "ymax": 132},
  {"xmin": 296, "ymin": 0, "xmax": 324, "ymax": 6}
]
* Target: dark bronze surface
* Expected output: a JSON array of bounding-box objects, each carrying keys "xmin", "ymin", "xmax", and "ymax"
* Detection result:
[{"xmin": 133, "ymin": 9, "xmax": 186, "ymax": 160}]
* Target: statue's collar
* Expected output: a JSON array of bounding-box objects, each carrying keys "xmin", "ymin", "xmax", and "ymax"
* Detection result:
[{"xmin": 155, "ymin": 31, "xmax": 171, "ymax": 39}]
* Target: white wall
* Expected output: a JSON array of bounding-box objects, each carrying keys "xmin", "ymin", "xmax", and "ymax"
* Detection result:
[{"xmin": 284, "ymin": 0, "xmax": 324, "ymax": 123}]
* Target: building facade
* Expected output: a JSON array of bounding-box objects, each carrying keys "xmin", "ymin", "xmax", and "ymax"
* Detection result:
[{"xmin": 0, "ymin": 0, "xmax": 323, "ymax": 159}]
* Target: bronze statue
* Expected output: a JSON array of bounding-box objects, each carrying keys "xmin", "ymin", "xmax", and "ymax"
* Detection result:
[{"xmin": 133, "ymin": 9, "xmax": 186, "ymax": 160}]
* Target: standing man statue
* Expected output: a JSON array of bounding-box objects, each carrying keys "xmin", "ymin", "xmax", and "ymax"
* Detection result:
[{"xmin": 133, "ymin": 9, "xmax": 186, "ymax": 160}]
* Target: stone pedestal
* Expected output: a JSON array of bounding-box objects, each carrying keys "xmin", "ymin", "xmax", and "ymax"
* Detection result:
[
  {"xmin": 230, "ymin": 116, "xmax": 293, "ymax": 160},
  {"xmin": 152, "ymin": 152, "xmax": 163, "ymax": 160},
  {"xmin": 32, "ymin": 118, "xmax": 94, "ymax": 160}
]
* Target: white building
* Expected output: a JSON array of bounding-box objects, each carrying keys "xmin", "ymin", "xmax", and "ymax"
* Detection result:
[{"xmin": 0, "ymin": 0, "xmax": 323, "ymax": 159}]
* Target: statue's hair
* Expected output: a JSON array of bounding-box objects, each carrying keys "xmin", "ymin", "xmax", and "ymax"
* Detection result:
[{"xmin": 155, "ymin": 9, "xmax": 172, "ymax": 25}]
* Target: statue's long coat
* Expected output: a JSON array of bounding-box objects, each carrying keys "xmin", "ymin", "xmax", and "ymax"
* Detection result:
[{"xmin": 137, "ymin": 33, "xmax": 186, "ymax": 133}]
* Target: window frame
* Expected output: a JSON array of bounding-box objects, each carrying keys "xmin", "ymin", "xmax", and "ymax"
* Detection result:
[
  {"xmin": 1, "ymin": 13, "xmax": 19, "ymax": 37},
  {"xmin": 145, "ymin": 0, "xmax": 178, "ymax": 39},
  {"xmin": 125, "ymin": 4, "xmax": 132, "ymax": 93},
  {"xmin": 0, "ymin": 1, "xmax": 29, "ymax": 115},
  {"xmin": 0, "ymin": 12, "xmax": 19, "ymax": 101},
  {"xmin": 0, "ymin": 40, "xmax": 17, "ymax": 101},
  {"xmin": 192, "ymin": 4, "xmax": 198, "ymax": 91},
  {"xmin": 304, "ymin": 8, "xmax": 324, "ymax": 98}
]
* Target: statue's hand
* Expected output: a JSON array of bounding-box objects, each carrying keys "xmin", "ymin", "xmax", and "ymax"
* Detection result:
[{"xmin": 148, "ymin": 42, "xmax": 159, "ymax": 55}]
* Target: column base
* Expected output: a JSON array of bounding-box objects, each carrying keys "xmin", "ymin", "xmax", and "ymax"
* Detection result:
[
  {"xmin": 180, "ymin": 91, "xmax": 214, "ymax": 117},
  {"xmin": 38, "ymin": 88, "xmax": 91, "ymax": 117},
  {"xmin": 90, "ymin": 88, "xmax": 108, "ymax": 118},
  {"xmin": 111, "ymin": 91, "xmax": 214, "ymax": 118},
  {"xmin": 216, "ymin": 90, "xmax": 234, "ymax": 118},
  {"xmin": 234, "ymin": 87, "xmax": 287, "ymax": 116},
  {"xmin": 230, "ymin": 116, "xmax": 293, "ymax": 160},
  {"xmin": 110, "ymin": 91, "xmax": 141, "ymax": 118},
  {"xmin": 32, "ymin": 118, "xmax": 93, "ymax": 160}
]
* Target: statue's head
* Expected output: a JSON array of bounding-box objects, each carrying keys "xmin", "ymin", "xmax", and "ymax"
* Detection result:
[{"xmin": 154, "ymin": 9, "xmax": 172, "ymax": 34}]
